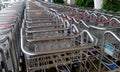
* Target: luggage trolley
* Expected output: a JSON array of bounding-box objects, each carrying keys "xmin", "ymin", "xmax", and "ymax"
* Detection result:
[
  {"xmin": 21, "ymin": 26, "xmax": 96, "ymax": 72},
  {"xmin": 98, "ymin": 30, "xmax": 120, "ymax": 72},
  {"xmin": 89, "ymin": 17, "xmax": 120, "ymax": 45},
  {"xmin": 43, "ymin": 1, "xmax": 120, "ymax": 71},
  {"xmin": 79, "ymin": 12, "xmax": 119, "ymax": 47},
  {"xmin": 87, "ymin": 18, "xmax": 120, "ymax": 72},
  {"xmin": 70, "ymin": 12, "xmax": 105, "ymax": 72},
  {"xmin": 98, "ymin": 18, "xmax": 120, "ymax": 72},
  {"xmin": 21, "ymin": 3, "xmax": 96, "ymax": 72},
  {"xmin": 71, "ymin": 17, "xmax": 103, "ymax": 72}
]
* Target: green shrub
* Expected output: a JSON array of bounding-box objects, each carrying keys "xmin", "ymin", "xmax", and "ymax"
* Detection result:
[
  {"xmin": 84, "ymin": 0, "xmax": 94, "ymax": 8},
  {"xmin": 102, "ymin": 0, "xmax": 120, "ymax": 12},
  {"xmin": 76, "ymin": 0, "xmax": 85, "ymax": 6},
  {"xmin": 53, "ymin": 0, "xmax": 64, "ymax": 4},
  {"xmin": 76, "ymin": 0, "xmax": 94, "ymax": 8}
]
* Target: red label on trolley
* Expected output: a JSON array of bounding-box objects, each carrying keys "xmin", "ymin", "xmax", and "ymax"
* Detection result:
[
  {"xmin": 75, "ymin": 17, "xmax": 80, "ymax": 20},
  {"xmin": 96, "ymin": 18, "xmax": 100, "ymax": 22},
  {"xmin": 0, "ymin": 24, "xmax": 12, "ymax": 28},
  {"xmin": 62, "ymin": 17, "xmax": 71, "ymax": 21},
  {"xmin": 35, "ymin": 11, "xmax": 42, "ymax": 15},
  {"xmin": 112, "ymin": 22, "xmax": 118, "ymax": 26},
  {"xmin": 82, "ymin": 12, "xmax": 84, "ymax": 16},
  {"xmin": 6, "ymin": 16, "xmax": 16, "ymax": 18}
]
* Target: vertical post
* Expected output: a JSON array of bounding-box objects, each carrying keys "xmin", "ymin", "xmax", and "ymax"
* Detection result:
[
  {"xmin": 94, "ymin": 0, "xmax": 103, "ymax": 9},
  {"xmin": 67, "ymin": 0, "xmax": 75, "ymax": 5},
  {"xmin": 98, "ymin": 33, "xmax": 106, "ymax": 72},
  {"xmin": 67, "ymin": 0, "xmax": 71, "ymax": 5},
  {"xmin": 51, "ymin": 0, "xmax": 53, "ymax": 2}
]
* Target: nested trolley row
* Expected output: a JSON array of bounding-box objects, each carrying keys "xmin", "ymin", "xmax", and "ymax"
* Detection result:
[
  {"xmin": 0, "ymin": 1, "xmax": 25, "ymax": 72},
  {"xmin": 21, "ymin": 1, "xmax": 120, "ymax": 72},
  {"xmin": 0, "ymin": 0, "xmax": 120, "ymax": 72}
]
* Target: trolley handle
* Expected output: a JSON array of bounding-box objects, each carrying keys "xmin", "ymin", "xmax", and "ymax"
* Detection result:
[
  {"xmin": 89, "ymin": 25, "xmax": 106, "ymax": 30},
  {"xmin": 102, "ymin": 31, "xmax": 120, "ymax": 57},
  {"xmin": 71, "ymin": 17, "xmax": 79, "ymax": 24},
  {"xmin": 90, "ymin": 13, "xmax": 98, "ymax": 21},
  {"xmin": 71, "ymin": 24, "xmax": 79, "ymax": 34},
  {"xmin": 104, "ymin": 31, "xmax": 120, "ymax": 47},
  {"xmin": 103, "ymin": 31, "xmax": 120, "ymax": 43},
  {"xmin": 109, "ymin": 18, "xmax": 120, "ymax": 27},
  {"xmin": 80, "ymin": 30, "xmax": 95, "ymax": 46},
  {"xmin": 84, "ymin": 10, "xmax": 90, "ymax": 17},
  {"xmin": 78, "ymin": 20, "xmax": 89, "ymax": 28},
  {"xmin": 0, "ymin": 36, "xmax": 7, "ymax": 43},
  {"xmin": 64, "ymin": 20, "xmax": 70, "ymax": 28},
  {"xmin": 99, "ymin": 15, "xmax": 109, "ymax": 24},
  {"xmin": 21, "ymin": 29, "xmax": 95, "ymax": 56}
]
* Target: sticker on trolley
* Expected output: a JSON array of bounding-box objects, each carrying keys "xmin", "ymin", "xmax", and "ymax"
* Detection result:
[{"xmin": 104, "ymin": 44, "xmax": 115, "ymax": 56}]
